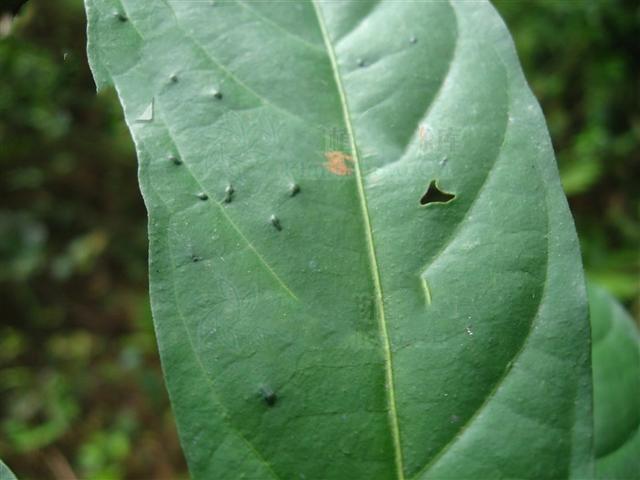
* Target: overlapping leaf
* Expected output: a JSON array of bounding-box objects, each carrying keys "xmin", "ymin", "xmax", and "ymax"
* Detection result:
[{"xmin": 590, "ymin": 283, "xmax": 640, "ymax": 479}]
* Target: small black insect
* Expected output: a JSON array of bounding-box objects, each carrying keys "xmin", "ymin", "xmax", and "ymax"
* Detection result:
[
  {"xmin": 223, "ymin": 184, "xmax": 234, "ymax": 203},
  {"xmin": 270, "ymin": 214, "xmax": 282, "ymax": 231},
  {"xmin": 113, "ymin": 10, "xmax": 127, "ymax": 22},
  {"xmin": 260, "ymin": 386, "xmax": 277, "ymax": 407},
  {"xmin": 289, "ymin": 182, "xmax": 301, "ymax": 197}
]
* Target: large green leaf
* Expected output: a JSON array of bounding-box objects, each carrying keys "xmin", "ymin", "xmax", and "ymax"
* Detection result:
[
  {"xmin": 590, "ymin": 283, "xmax": 640, "ymax": 479},
  {"xmin": 85, "ymin": 1, "xmax": 592, "ymax": 478}
]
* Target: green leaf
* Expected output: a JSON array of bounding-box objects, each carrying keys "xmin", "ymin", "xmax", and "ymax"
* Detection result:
[
  {"xmin": 590, "ymin": 283, "xmax": 640, "ymax": 479},
  {"xmin": 0, "ymin": 461, "xmax": 17, "ymax": 480},
  {"xmin": 84, "ymin": 1, "xmax": 592, "ymax": 478}
]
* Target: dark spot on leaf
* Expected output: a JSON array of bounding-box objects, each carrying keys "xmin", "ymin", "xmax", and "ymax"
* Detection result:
[
  {"xmin": 270, "ymin": 214, "xmax": 282, "ymax": 231},
  {"xmin": 198, "ymin": 192, "xmax": 209, "ymax": 201},
  {"xmin": 191, "ymin": 254, "xmax": 202, "ymax": 263},
  {"xmin": 420, "ymin": 180, "xmax": 455, "ymax": 206},
  {"xmin": 212, "ymin": 90, "xmax": 222, "ymax": 100},
  {"xmin": 223, "ymin": 184, "xmax": 234, "ymax": 203},
  {"xmin": 169, "ymin": 154, "xmax": 182, "ymax": 165},
  {"xmin": 113, "ymin": 10, "xmax": 127, "ymax": 22},
  {"xmin": 289, "ymin": 183, "xmax": 300, "ymax": 197},
  {"xmin": 260, "ymin": 386, "xmax": 277, "ymax": 406}
]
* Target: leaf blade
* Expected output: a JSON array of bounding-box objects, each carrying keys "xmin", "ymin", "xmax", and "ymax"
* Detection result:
[
  {"xmin": 0, "ymin": 461, "xmax": 17, "ymax": 480},
  {"xmin": 312, "ymin": 2, "xmax": 405, "ymax": 477},
  {"xmin": 85, "ymin": 1, "xmax": 593, "ymax": 478},
  {"xmin": 590, "ymin": 283, "xmax": 640, "ymax": 479}
]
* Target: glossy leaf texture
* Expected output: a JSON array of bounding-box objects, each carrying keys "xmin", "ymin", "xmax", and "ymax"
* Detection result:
[
  {"xmin": 85, "ymin": 1, "xmax": 592, "ymax": 478},
  {"xmin": 590, "ymin": 283, "xmax": 640, "ymax": 479}
]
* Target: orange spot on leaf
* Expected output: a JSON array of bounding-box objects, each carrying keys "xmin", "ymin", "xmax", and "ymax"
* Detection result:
[{"xmin": 324, "ymin": 151, "xmax": 353, "ymax": 176}]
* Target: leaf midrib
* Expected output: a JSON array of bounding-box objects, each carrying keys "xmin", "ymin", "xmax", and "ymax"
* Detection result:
[{"xmin": 311, "ymin": 3, "xmax": 405, "ymax": 479}]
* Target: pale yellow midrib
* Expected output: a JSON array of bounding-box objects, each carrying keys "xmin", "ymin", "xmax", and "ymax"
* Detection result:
[{"xmin": 311, "ymin": 2, "xmax": 405, "ymax": 479}]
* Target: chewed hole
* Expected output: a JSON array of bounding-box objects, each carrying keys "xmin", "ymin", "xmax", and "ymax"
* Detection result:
[{"xmin": 420, "ymin": 180, "xmax": 455, "ymax": 206}]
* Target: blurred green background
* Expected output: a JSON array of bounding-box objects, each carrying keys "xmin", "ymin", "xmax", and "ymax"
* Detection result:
[{"xmin": 0, "ymin": 0, "xmax": 637, "ymax": 478}]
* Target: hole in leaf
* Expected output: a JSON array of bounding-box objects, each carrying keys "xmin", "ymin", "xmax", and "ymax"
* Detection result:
[{"xmin": 420, "ymin": 180, "xmax": 455, "ymax": 206}]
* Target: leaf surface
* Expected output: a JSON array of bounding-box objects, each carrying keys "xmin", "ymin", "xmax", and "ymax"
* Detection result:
[
  {"xmin": 0, "ymin": 461, "xmax": 17, "ymax": 480},
  {"xmin": 85, "ymin": 1, "xmax": 593, "ymax": 478},
  {"xmin": 590, "ymin": 283, "xmax": 640, "ymax": 479}
]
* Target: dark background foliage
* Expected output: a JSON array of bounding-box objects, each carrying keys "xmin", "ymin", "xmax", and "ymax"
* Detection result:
[{"xmin": 0, "ymin": 1, "xmax": 637, "ymax": 478}]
